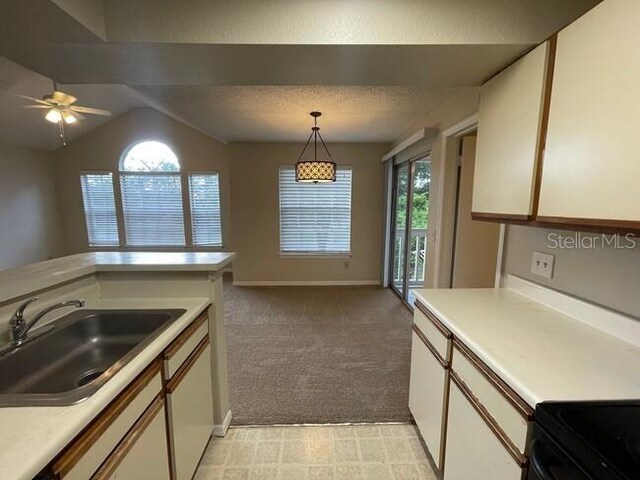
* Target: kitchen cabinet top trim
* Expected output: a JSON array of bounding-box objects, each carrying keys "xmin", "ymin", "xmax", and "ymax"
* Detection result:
[
  {"xmin": 91, "ymin": 394, "xmax": 165, "ymax": 480},
  {"xmin": 415, "ymin": 300, "xmax": 452, "ymax": 339},
  {"xmin": 166, "ymin": 336, "xmax": 211, "ymax": 394},
  {"xmin": 453, "ymin": 339, "xmax": 533, "ymax": 420},
  {"xmin": 412, "ymin": 324, "xmax": 449, "ymax": 369},
  {"xmin": 164, "ymin": 311, "xmax": 208, "ymax": 360}
]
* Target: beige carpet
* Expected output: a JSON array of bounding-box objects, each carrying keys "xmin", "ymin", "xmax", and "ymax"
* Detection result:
[{"xmin": 224, "ymin": 276, "xmax": 414, "ymax": 425}]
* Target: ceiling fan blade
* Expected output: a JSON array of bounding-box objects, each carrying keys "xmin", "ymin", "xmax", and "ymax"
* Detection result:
[
  {"xmin": 23, "ymin": 105, "xmax": 51, "ymax": 109},
  {"xmin": 69, "ymin": 105, "xmax": 112, "ymax": 116},
  {"xmin": 13, "ymin": 93, "xmax": 52, "ymax": 106},
  {"xmin": 51, "ymin": 91, "xmax": 77, "ymax": 105}
]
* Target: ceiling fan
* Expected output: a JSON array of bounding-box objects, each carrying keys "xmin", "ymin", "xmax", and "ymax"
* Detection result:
[{"xmin": 17, "ymin": 83, "xmax": 112, "ymax": 145}]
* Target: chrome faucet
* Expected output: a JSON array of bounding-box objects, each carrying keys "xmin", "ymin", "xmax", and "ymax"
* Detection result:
[{"xmin": 8, "ymin": 297, "xmax": 85, "ymax": 346}]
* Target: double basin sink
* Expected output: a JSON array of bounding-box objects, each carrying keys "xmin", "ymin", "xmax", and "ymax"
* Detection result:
[{"xmin": 0, "ymin": 308, "xmax": 186, "ymax": 407}]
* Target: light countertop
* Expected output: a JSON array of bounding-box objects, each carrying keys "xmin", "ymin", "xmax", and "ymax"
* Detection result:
[
  {"xmin": 413, "ymin": 287, "xmax": 640, "ymax": 407},
  {"xmin": 0, "ymin": 252, "xmax": 235, "ymax": 304},
  {"xmin": 0, "ymin": 297, "xmax": 211, "ymax": 480}
]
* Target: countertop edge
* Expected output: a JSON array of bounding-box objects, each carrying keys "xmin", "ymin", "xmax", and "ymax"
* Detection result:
[{"xmin": 0, "ymin": 252, "xmax": 236, "ymax": 304}]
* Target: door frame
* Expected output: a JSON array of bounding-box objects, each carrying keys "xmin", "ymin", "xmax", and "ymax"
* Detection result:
[{"xmin": 433, "ymin": 113, "xmax": 506, "ymax": 289}]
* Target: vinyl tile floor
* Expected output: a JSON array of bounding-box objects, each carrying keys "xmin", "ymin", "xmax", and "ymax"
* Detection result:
[{"xmin": 195, "ymin": 423, "xmax": 437, "ymax": 480}]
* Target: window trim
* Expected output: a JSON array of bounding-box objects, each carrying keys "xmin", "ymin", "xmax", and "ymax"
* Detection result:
[
  {"xmin": 277, "ymin": 164, "xmax": 353, "ymax": 257},
  {"xmin": 79, "ymin": 168, "xmax": 224, "ymax": 251}
]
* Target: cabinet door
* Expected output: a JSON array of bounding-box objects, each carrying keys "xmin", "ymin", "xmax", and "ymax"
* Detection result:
[
  {"xmin": 539, "ymin": 0, "xmax": 640, "ymax": 226},
  {"xmin": 444, "ymin": 382, "xmax": 523, "ymax": 480},
  {"xmin": 167, "ymin": 340, "xmax": 214, "ymax": 480},
  {"xmin": 103, "ymin": 402, "xmax": 171, "ymax": 480},
  {"xmin": 473, "ymin": 41, "xmax": 551, "ymax": 220},
  {"xmin": 409, "ymin": 330, "xmax": 447, "ymax": 469}
]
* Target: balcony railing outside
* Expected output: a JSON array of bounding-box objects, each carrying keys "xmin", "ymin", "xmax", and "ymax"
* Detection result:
[{"xmin": 393, "ymin": 228, "xmax": 427, "ymax": 286}]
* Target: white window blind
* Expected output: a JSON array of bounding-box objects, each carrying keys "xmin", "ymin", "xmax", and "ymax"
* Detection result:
[
  {"xmin": 79, "ymin": 173, "xmax": 119, "ymax": 246},
  {"xmin": 120, "ymin": 174, "xmax": 186, "ymax": 246},
  {"xmin": 189, "ymin": 174, "xmax": 223, "ymax": 246},
  {"xmin": 279, "ymin": 166, "xmax": 352, "ymax": 254}
]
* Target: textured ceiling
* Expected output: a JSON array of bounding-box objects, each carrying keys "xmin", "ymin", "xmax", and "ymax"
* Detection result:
[
  {"xmin": 133, "ymin": 86, "xmax": 479, "ymax": 142},
  {"xmin": 0, "ymin": 0, "xmax": 602, "ymax": 147}
]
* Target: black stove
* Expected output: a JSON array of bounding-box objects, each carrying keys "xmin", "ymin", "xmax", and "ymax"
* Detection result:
[{"xmin": 530, "ymin": 400, "xmax": 640, "ymax": 480}]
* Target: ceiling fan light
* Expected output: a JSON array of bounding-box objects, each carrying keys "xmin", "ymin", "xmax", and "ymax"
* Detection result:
[
  {"xmin": 62, "ymin": 111, "xmax": 77, "ymax": 124},
  {"xmin": 45, "ymin": 108, "xmax": 62, "ymax": 123}
]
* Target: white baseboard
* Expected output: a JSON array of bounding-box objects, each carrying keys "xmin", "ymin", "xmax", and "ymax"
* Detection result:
[
  {"xmin": 505, "ymin": 274, "xmax": 640, "ymax": 347},
  {"xmin": 213, "ymin": 410, "xmax": 233, "ymax": 437},
  {"xmin": 232, "ymin": 280, "xmax": 381, "ymax": 286}
]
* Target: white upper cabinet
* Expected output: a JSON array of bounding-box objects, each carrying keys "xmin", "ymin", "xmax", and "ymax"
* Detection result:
[
  {"xmin": 538, "ymin": 0, "xmax": 640, "ymax": 225},
  {"xmin": 472, "ymin": 41, "xmax": 552, "ymax": 220}
]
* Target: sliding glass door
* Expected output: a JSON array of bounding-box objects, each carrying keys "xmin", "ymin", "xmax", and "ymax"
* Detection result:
[
  {"xmin": 389, "ymin": 157, "xmax": 431, "ymax": 305},
  {"xmin": 391, "ymin": 164, "xmax": 409, "ymax": 296}
]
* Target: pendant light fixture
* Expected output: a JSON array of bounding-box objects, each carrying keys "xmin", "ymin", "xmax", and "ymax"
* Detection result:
[{"xmin": 295, "ymin": 111, "xmax": 337, "ymax": 183}]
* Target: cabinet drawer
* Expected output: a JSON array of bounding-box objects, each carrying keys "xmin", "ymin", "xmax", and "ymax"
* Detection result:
[
  {"xmin": 52, "ymin": 362, "xmax": 163, "ymax": 480},
  {"xmin": 414, "ymin": 300, "xmax": 451, "ymax": 363},
  {"xmin": 92, "ymin": 396, "xmax": 171, "ymax": 480},
  {"xmin": 163, "ymin": 311, "xmax": 208, "ymax": 379},
  {"xmin": 452, "ymin": 341, "xmax": 532, "ymax": 455}
]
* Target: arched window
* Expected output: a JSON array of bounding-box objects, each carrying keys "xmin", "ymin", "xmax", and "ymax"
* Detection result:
[
  {"xmin": 120, "ymin": 140, "xmax": 180, "ymax": 172},
  {"xmin": 119, "ymin": 140, "xmax": 185, "ymax": 246},
  {"xmin": 79, "ymin": 139, "xmax": 223, "ymax": 249}
]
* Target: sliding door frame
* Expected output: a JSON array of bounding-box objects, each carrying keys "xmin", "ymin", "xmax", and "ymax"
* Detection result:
[{"xmin": 388, "ymin": 155, "xmax": 429, "ymax": 306}]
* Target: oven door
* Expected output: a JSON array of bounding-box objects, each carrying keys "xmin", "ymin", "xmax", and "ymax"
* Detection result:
[{"xmin": 528, "ymin": 427, "xmax": 591, "ymax": 480}]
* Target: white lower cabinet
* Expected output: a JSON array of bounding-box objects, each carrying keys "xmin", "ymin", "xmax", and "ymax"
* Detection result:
[
  {"xmin": 167, "ymin": 341, "xmax": 215, "ymax": 480},
  {"xmin": 97, "ymin": 399, "xmax": 171, "ymax": 480},
  {"xmin": 444, "ymin": 381, "xmax": 523, "ymax": 480},
  {"xmin": 409, "ymin": 331, "xmax": 447, "ymax": 469}
]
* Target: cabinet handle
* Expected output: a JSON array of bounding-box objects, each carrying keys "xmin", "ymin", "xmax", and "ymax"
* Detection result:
[
  {"xmin": 415, "ymin": 301, "xmax": 452, "ymax": 339},
  {"xmin": 412, "ymin": 324, "xmax": 448, "ymax": 369},
  {"xmin": 91, "ymin": 395, "xmax": 165, "ymax": 479},
  {"xmin": 164, "ymin": 311, "xmax": 208, "ymax": 360},
  {"xmin": 450, "ymin": 371, "xmax": 528, "ymax": 468},
  {"xmin": 166, "ymin": 336, "xmax": 210, "ymax": 393},
  {"xmin": 52, "ymin": 361, "xmax": 162, "ymax": 477},
  {"xmin": 453, "ymin": 339, "xmax": 533, "ymax": 421}
]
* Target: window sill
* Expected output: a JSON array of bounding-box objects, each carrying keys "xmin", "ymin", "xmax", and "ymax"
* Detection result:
[
  {"xmin": 89, "ymin": 246, "xmax": 225, "ymax": 252},
  {"xmin": 279, "ymin": 252, "xmax": 353, "ymax": 259}
]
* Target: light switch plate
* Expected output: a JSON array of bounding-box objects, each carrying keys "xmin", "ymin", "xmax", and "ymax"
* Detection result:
[{"xmin": 531, "ymin": 251, "xmax": 554, "ymax": 279}]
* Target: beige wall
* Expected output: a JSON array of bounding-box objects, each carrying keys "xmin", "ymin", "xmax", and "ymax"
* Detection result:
[
  {"xmin": 53, "ymin": 108, "xmax": 232, "ymax": 255},
  {"xmin": 502, "ymin": 225, "xmax": 640, "ymax": 318},
  {"xmin": 451, "ymin": 136, "xmax": 500, "ymax": 288},
  {"xmin": 228, "ymin": 142, "xmax": 387, "ymax": 283},
  {"xmin": 0, "ymin": 142, "xmax": 63, "ymax": 270}
]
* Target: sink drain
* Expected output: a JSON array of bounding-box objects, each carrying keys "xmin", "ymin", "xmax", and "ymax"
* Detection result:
[{"xmin": 76, "ymin": 369, "xmax": 104, "ymax": 387}]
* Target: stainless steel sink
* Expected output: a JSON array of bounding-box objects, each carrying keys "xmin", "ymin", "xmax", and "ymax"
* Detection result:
[{"xmin": 0, "ymin": 309, "xmax": 186, "ymax": 407}]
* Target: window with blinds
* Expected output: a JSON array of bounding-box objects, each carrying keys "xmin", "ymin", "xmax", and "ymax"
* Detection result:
[
  {"xmin": 79, "ymin": 173, "xmax": 119, "ymax": 246},
  {"xmin": 120, "ymin": 174, "xmax": 186, "ymax": 246},
  {"xmin": 189, "ymin": 174, "xmax": 223, "ymax": 246},
  {"xmin": 279, "ymin": 166, "xmax": 352, "ymax": 254}
]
